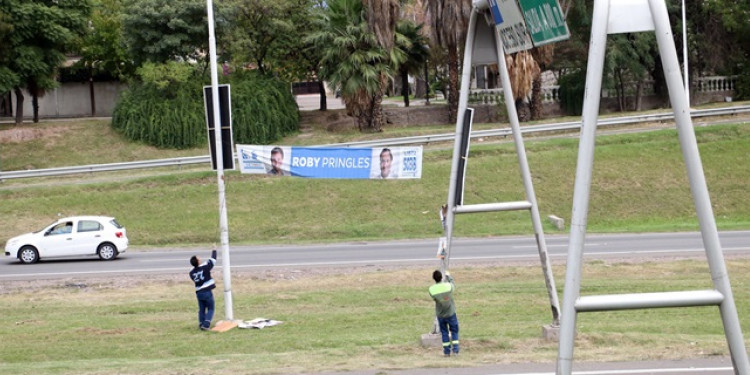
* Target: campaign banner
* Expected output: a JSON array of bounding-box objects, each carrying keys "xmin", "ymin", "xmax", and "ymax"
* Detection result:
[{"xmin": 236, "ymin": 145, "xmax": 423, "ymax": 179}]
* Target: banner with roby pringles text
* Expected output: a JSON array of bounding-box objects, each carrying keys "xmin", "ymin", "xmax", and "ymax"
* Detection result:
[{"xmin": 236, "ymin": 145, "xmax": 423, "ymax": 179}]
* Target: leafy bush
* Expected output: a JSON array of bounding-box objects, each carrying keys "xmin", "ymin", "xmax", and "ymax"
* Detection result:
[
  {"xmin": 558, "ymin": 68, "xmax": 587, "ymax": 116},
  {"xmin": 733, "ymin": 68, "xmax": 750, "ymax": 101},
  {"xmin": 229, "ymin": 70, "xmax": 299, "ymax": 145},
  {"xmin": 112, "ymin": 63, "xmax": 299, "ymax": 149}
]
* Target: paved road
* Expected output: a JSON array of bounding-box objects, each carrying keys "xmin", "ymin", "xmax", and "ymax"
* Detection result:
[{"xmin": 3, "ymin": 231, "xmax": 750, "ymax": 280}]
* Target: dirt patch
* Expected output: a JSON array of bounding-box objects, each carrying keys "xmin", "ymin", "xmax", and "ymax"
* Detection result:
[{"xmin": 0, "ymin": 126, "xmax": 66, "ymax": 143}]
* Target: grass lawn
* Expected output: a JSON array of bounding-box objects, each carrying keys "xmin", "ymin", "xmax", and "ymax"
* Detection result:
[{"xmin": 1, "ymin": 258, "xmax": 748, "ymax": 375}]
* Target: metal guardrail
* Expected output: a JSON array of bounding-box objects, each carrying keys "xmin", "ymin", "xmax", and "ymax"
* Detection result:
[
  {"xmin": 324, "ymin": 105, "xmax": 750, "ymax": 148},
  {"xmin": 0, "ymin": 156, "xmax": 211, "ymax": 180},
  {"xmin": 2, "ymin": 105, "xmax": 749, "ymax": 180}
]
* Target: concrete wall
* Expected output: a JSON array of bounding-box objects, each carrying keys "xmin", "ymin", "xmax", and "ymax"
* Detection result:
[{"xmin": 11, "ymin": 81, "xmax": 127, "ymax": 119}]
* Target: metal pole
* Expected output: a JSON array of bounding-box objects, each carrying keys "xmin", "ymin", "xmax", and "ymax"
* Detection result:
[
  {"xmin": 681, "ymin": 0, "xmax": 689, "ymax": 105},
  {"xmin": 442, "ymin": 7, "xmax": 478, "ymax": 271},
  {"xmin": 649, "ymin": 0, "xmax": 748, "ymax": 372},
  {"xmin": 556, "ymin": 0, "xmax": 610, "ymax": 372},
  {"xmin": 206, "ymin": 0, "xmax": 233, "ymax": 321},
  {"xmin": 493, "ymin": 26, "xmax": 560, "ymax": 327}
]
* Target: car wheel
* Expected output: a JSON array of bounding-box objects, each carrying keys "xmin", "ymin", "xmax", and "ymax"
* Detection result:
[
  {"xmin": 98, "ymin": 243, "xmax": 118, "ymax": 260},
  {"xmin": 19, "ymin": 246, "xmax": 39, "ymax": 264}
]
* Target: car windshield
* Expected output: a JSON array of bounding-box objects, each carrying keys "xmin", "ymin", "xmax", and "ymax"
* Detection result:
[
  {"xmin": 109, "ymin": 219, "xmax": 123, "ymax": 229},
  {"xmin": 35, "ymin": 220, "xmax": 59, "ymax": 233}
]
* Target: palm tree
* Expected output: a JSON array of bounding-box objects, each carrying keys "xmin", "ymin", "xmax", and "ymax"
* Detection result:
[
  {"xmin": 526, "ymin": 1, "xmax": 571, "ymax": 120},
  {"xmin": 307, "ymin": 0, "xmax": 399, "ymax": 131},
  {"xmin": 361, "ymin": 0, "xmax": 401, "ymax": 129},
  {"xmin": 529, "ymin": 45, "xmax": 554, "ymax": 120},
  {"xmin": 506, "ymin": 50, "xmax": 540, "ymax": 121},
  {"xmin": 425, "ymin": 0, "xmax": 472, "ymax": 124},
  {"xmin": 395, "ymin": 20, "xmax": 430, "ymax": 107}
]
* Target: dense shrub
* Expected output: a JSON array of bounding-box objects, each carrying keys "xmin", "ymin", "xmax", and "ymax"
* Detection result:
[
  {"xmin": 734, "ymin": 68, "xmax": 750, "ymax": 101},
  {"xmin": 112, "ymin": 80, "xmax": 205, "ymax": 148},
  {"xmin": 229, "ymin": 70, "xmax": 299, "ymax": 145},
  {"xmin": 112, "ymin": 63, "xmax": 299, "ymax": 149},
  {"xmin": 558, "ymin": 68, "xmax": 587, "ymax": 116}
]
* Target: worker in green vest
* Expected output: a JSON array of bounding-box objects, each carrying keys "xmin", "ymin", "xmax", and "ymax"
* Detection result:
[{"xmin": 429, "ymin": 269, "xmax": 459, "ymax": 356}]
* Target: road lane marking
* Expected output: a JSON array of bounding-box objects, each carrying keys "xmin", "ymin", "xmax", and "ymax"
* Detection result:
[{"xmin": 2, "ymin": 247, "xmax": 749, "ymax": 279}]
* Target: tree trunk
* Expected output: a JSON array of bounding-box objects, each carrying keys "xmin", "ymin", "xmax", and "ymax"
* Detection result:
[
  {"xmin": 368, "ymin": 73, "xmax": 389, "ymax": 132},
  {"xmin": 89, "ymin": 76, "xmax": 96, "ymax": 116},
  {"xmin": 1, "ymin": 92, "xmax": 12, "ymax": 117},
  {"xmin": 32, "ymin": 91, "xmax": 40, "ymax": 123},
  {"xmin": 635, "ymin": 82, "xmax": 643, "ymax": 111},
  {"xmin": 401, "ymin": 69, "xmax": 410, "ymax": 107},
  {"xmin": 615, "ymin": 71, "xmax": 625, "ymax": 112},
  {"xmin": 13, "ymin": 87, "xmax": 23, "ymax": 125},
  {"xmin": 318, "ymin": 81, "xmax": 327, "ymax": 111},
  {"xmin": 415, "ymin": 76, "xmax": 426, "ymax": 99},
  {"xmin": 530, "ymin": 73, "xmax": 543, "ymax": 120},
  {"xmin": 515, "ymin": 98, "xmax": 530, "ymax": 122},
  {"xmin": 447, "ymin": 46, "xmax": 460, "ymax": 124}
]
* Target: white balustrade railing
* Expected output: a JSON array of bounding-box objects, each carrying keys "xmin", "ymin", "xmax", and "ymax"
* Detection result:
[{"xmin": 469, "ymin": 75, "xmax": 736, "ymax": 104}]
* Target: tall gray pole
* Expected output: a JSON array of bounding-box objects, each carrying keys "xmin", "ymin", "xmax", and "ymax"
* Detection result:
[
  {"xmin": 649, "ymin": 0, "xmax": 747, "ymax": 371},
  {"xmin": 206, "ymin": 0, "xmax": 234, "ymax": 321},
  {"xmin": 681, "ymin": 0, "xmax": 689, "ymax": 105},
  {"xmin": 442, "ymin": 7, "xmax": 478, "ymax": 271},
  {"xmin": 556, "ymin": 0, "xmax": 610, "ymax": 372},
  {"xmin": 493, "ymin": 26, "xmax": 560, "ymax": 327}
]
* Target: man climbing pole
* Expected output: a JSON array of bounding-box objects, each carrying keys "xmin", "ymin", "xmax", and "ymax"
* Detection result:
[{"xmin": 428, "ymin": 269, "xmax": 460, "ymax": 357}]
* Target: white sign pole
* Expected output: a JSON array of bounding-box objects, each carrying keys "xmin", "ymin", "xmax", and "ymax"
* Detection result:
[
  {"xmin": 205, "ymin": 0, "xmax": 234, "ymax": 321},
  {"xmin": 681, "ymin": 0, "xmax": 689, "ymax": 106}
]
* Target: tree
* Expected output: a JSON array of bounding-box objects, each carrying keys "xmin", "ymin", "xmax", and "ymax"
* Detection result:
[
  {"xmin": 227, "ymin": 0, "xmax": 297, "ymax": 75},
  {"xmin": 0, "ymin": 2, "xmax": 17, "ymax": 116},
  {"xmin": 395, "ymin": 20, "xmax": 430, "ymax": 108},
  {"xmin": 0, "ymin": 0, "xmax": 91, "ymax": 124},
  {"xmin": 692, "ymin": 0, "xmax": 750, "ymax": 99},
  {"xmin": 506, "ymin": 51, "xmax": 539, "ymax": 121},
  {"xmin": 76, "ymin": 0, "xmax": 134, "ymax": 116},
  {"xmin": 401, "ymin": 0, "xmax": 430, "ymax": 100},
  {"xmin": 308, "ymin": 0, "xmax": 404, "ymax": 131},
  {"xmin": 79, "ymin": 0, "xmax": 133, "ymax": 80},
  {"xmin": 607, "ymin": 33, "xmax": 655, "ymax": 111},
  {"xmin": 425, "ymin": 0, "xmax": 471, "ymax": 124},
  {"xmin": 121, "ymin": 0, "xmax": 209, "ymax": 66},
  {"xmin": 362, "ymin": 0, "xmax": 401, "ymax": 130}
]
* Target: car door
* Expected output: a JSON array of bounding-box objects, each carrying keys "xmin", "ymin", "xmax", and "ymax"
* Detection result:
[
  {"xmin": 71, "ymin": 219, "xmax": 105, "ymax": 255},
  {"xmin": 38, "ymin": 221, "xmax": 76, "ymax": 257}
]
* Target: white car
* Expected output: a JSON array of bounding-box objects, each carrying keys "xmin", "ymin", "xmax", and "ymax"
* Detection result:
[{"xmin": 4, "ymin": 216, "xmax": 128, "ymax": 264}]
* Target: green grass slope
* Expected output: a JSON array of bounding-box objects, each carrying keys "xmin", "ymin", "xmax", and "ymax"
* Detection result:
[{"xmin": 1, "ymin": 117, "xmax": 749, "ymax": 246}]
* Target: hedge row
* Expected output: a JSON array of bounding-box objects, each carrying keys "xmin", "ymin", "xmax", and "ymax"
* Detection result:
[{"xmin": 112, "ymin": 70, "xmax": 299, "ymax": 149}]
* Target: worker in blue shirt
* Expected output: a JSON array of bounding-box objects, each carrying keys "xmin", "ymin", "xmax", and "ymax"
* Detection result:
[{"xmin": 189, "ymin": 248, "xmax": 217, "ymax": 331}]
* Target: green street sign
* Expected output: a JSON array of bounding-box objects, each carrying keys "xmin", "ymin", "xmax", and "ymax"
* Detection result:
[{"xmin": 518, "ymin": 0, "xmax": 570, "ymax": 46}]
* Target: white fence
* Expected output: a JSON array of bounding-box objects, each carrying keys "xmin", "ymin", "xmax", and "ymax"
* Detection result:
[{"xmin": 469, "ymin": 76, "xmax": 736, "ymax": 105}]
